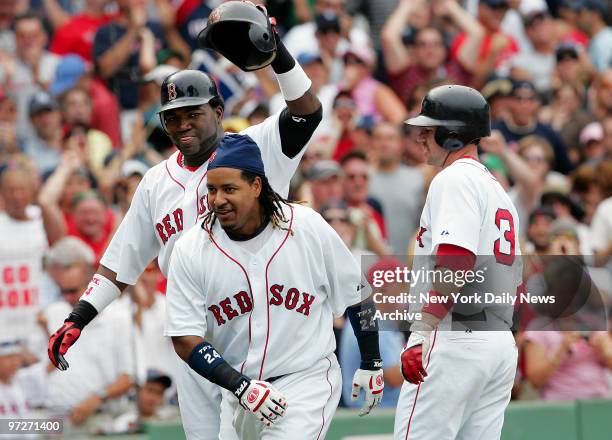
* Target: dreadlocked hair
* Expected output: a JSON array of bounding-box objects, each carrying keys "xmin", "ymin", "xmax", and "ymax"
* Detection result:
[{"xmin": 202, "ymin": 171, "xmax": 294, "ymax": 235}]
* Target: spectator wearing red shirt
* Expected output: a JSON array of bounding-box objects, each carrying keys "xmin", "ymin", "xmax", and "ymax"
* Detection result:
[
  {"xmin": 48, "ymin": 0, "xmax": 119, "ymax": 62},
  {"xmin": 66, "ymin": 190, "xmax": 115, "ymax": 264},
  {"xmin": 450, "ymin": 0, "xmax": 519, "ymax": 88},
  {"xmin": 339, "ymin": 151, "xmax": 387, "ymax": 241},
  {"xmin": 49, "ymin": 54, "xmax": 121, "ymax": 148},
  {"xmin": 381, "ymin": 0, "xmax": 480, "ymax": 105}
]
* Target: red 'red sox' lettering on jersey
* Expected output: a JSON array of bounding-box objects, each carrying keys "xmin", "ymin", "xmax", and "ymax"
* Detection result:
[
  {"xmin": 155, "ymin": 208, "xmax": 184, "ymax": 244},
  {"xmin": 208, "ymin": 286, "xmax": 316, "ymax": 327},
  {"xmin": 269, "ymin": 284, "xmax": 315, "ymax": 316}
]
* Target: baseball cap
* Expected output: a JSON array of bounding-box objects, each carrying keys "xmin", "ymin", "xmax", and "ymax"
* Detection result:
[
  {"xmin": 315, "ymin": 11, "xmax": 341, "ymax": 34},
  {"xmin": 28, "ymin": 91, "xmax": 59, "ymax": 115},
  {"xmin": 579, "ymin": 122, "xmax": 604, "ymax": 145},
  {"xmin": 481, "ymin": 76, "xmax": 513, "ymax": 101},
  {"xmin": 50, "ymin": 54, "xmax": 88, "ymax": 97},
  {"xmin": 343, "ymin": 45, "xmax": 376, "ymax": 68},
  {"xmin": 143, "ymin": 64, "xmax": 180, "ymax": 86},
  {"xmin": 511, "ymin": 79, "xmax": 537, "ymax": 96},
  {"xmin": 366, "ymin": 257, "xmax": 404, "ymax": 287},
  {"xmin": 296, "ymin": 53, "xmax": 323, "ymax": 66},
  {"xmin": 146, "ymin": 369, "xmax": 172, "ymax": 389},
  {"xmin": 0, "ymin": 340, "xmax": 22, "ymax": 356},
  {"xmin": 519, "ymin": 0, "xmax": 549, "ymax": 17},
  {"xmin": 528, "ymin": 205, "xmax": 556, "ymax": 224},
  {"xmin": 121, "ymin": 160, "xmax": 150, "ymax": 178},
  {"xmin": 555, "ymin": 42, "xmax": 579, "ymax": 62},
  {"xmin": 548, "ymin": 218, "xmax": 579, "ymax": 241},
  {"xmin": 480, "ymin": 0, "xmax": 509, "ymax": 7},
  {"xmin": 582, "ymin": 0, "xmax": 607, "ymax": 14},
  {"xmin": 305, "ymin": 160, "xmax": 341, "ymax": 181}
]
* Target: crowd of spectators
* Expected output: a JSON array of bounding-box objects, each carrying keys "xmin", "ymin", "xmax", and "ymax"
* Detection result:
[{"xmin": 1, "ymin": 0, "xmax": 612, "ymax": 434}]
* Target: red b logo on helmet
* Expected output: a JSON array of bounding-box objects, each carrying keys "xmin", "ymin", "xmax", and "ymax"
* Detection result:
[
  {"xmin": 168, "ymin": 83, "xmax": 177, "ymax": 101},
  {"xmin": 247, "ymin": 388, "xmax": 259, "ymax": 404}
]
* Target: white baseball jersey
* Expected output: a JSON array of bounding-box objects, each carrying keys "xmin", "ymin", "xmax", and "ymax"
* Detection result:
[
  {"xmin": 395, "ymin": 157, "xmax": 520, "ymax": 440},
  {"xmin": 165, "ymin": 203, "xmax": 364, "ymax": 380},
  {"xmin": 100, "ymin": 112, "xmax": 300, "ymax": 284},
  {"xmin": 0, "ymin": 207, "xmax": 47, "ymax": 347},
  {"xmin": 409, "ymin": 157, "xmax": 523, "ymax": 328}
]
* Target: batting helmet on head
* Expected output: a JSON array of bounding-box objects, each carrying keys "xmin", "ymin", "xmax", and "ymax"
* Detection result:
[
  {"xmin": 405, "ymin": 85, "xmax": 490, "ymax": 151},
  {"xmin": 158, "ymin": 70, "xmax": 220, "ymax": 114},
  {"xmin": 197, "ymin": 1, "xmax": 277, "ymax": 72}
]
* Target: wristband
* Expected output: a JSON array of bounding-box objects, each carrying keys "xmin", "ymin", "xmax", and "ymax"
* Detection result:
[
  {"xmin": 347, "ymin": 300, "xmax": 381, "ymax": 368},
  {"xmin": 275, "ymin": 63, "xmax": 312, "ymax": 101},
  {"xmin": 79, "ymin": 274, "xmax": 121, "ymax": 312},
  {"xmin": 66, "ymin": 300, "xmax": 98, "ymax": 328},
  {"xmin": 187, "ymin": 341, "xmax": 251, "ymax": 397}
]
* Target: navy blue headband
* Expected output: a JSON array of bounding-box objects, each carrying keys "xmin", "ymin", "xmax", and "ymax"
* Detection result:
[{"xmin": 208, "ymin": 134, "xmax": 266, "ymax": 176}]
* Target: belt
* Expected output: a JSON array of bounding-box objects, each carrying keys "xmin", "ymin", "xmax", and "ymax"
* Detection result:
[
  {"xmin": 452, "ymin": 310, "xmax": 487, "ymax": 322},
  {"xmin": 264, "ymin": 375, "xmax": 285, "ymax": 383}
]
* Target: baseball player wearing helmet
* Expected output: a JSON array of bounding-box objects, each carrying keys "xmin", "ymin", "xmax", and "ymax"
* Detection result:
[
  {"xmin": 393, "ymin": 85, "xmax": 522, "ymax": 440},
  {"xmin": 47, "ymin": 3, "xmax": 323, "ymax": 438},
  {"xmin": 166, "ymin": 135, "xmax": 384, "ymax": 439}
]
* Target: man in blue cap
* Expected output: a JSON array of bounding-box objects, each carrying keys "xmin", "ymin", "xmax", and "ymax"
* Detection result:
[{"xmin": 166, "ymin": 134, "xmax": 384, "ymax": 438}]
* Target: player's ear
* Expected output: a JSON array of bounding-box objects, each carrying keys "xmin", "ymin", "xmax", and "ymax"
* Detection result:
[{"xmin": 253, "ymin": 176, "xmax": 262, "ymax": 198}]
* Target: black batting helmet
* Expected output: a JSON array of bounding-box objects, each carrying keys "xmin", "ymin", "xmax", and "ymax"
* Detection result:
[
  {"xmin": 405, "ymin": 85, "xmax": 491, "ymax": 151},
  {"xmin": 158, "ymin": 70, "xmax": 220, "ymax": 114},
  {"xmin": 197, "ymin": 1, "xmax": 277, "ymax": 72}
]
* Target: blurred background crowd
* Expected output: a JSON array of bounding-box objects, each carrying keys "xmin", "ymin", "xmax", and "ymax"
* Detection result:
[{"xmin": 0, "ymin": 0, "xmax": 612, "ymax": 436}]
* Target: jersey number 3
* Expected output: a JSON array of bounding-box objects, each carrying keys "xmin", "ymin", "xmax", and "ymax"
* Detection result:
[{"xmin": 494, "ymin": 208, "xmax": 515, "ymax": 266}]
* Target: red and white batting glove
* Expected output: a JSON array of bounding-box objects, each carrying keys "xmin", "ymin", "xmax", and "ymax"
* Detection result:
[
  {"xmin": 238, "ymin": 380, "xmax": 287, "ymax": 427},
  {"xmin": 351, "ymin": 368, "xmax": 384, "ymax": 416},
  {"xmin": 401, "ymin": 322, "xmax": 435, "ymax": 384},
  {"xmin": 48, "ymin": 320, "xmax": 83, "ymax": 371}
]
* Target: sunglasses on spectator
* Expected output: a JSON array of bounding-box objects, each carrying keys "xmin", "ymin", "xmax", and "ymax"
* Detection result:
[
  {"xmin": 324, "ymin": 214, "xmax": 350, "ymax": 223},
  {"xmin": 513, "ymin": 93, "xmax": 537, "ymax": 101},
  {"xmin": 525, "ymin": 12, "xmax": 549, "ymax": 27},
  {"xmin": 490, "ymin": 3, "xmax": 509, "ymax": 11},
  {"xmin": 415, "ymin": 40, "xmax": 444, "ymax": 49},
  {"xmin": 523, "ymin": 154, "xmax": 547, "ymax": 163},
  {"xmin": 346, "ymin": 173, "xmax": 369, "ymax": 180},
  {"xmin": 343, "ymin": 56, "xmax": 365, "ymax": 66},
  {"xmin": 60, "ymin": 287, "xmax": 81, "ymax": 295}
]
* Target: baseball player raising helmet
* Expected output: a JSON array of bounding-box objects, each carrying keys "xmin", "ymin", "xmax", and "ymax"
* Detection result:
[
  {"xmin": 47, "ymin": 2, "xmax": 324, "ymax": 439},
  {"xmin": 166, "ymin": 134, "xmax": 384, "ymax": 439},
  {"xmin": 393, "ymin": 85, "xmax": 522, "ymax": 440}
]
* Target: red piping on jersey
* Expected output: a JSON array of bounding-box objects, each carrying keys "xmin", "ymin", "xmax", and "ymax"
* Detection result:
[
  {"xmin": 405, "ymin": 329, "xmax": 438, "ymax": 440},
  {"xmin": 316, "ymin": 355, "xmax": 334, "ymax": 440},
  {"xmin": 165, "ymin": 161, "xmax": 185, "ymax": 191},
  {"xmin": 194, "ymin": 170, "xmax": 209, "ymax": 222},
  {"xmin": 177, "ymin": 152, "xmax": 200, "ymax": 172},
  {"xmin": 207, "ymin": 233, "xmax": 254, "ymax": 374},
  {"xmin": 459, "ymin": 155, "xmax": 480, "ymax": 162},
  {"xmin": 259, "ymin": 205, "xmax": 295, "ymax": 380}
]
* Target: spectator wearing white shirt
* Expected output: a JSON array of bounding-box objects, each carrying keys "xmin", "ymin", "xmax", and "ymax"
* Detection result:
[
  {"xmin": 43, "ymin": 258, "xmax": 134, "ymax": 428},
  {"xmin": 0, "ymin": 340, "xmax": 50, "ymax": 420},
  {"xmin": 0, "ymin": 165, "xmax": 65, "ymax": 358},
  {"xmin": 120, "ymin": 260, "xmax": 176, "ymax": 393}
]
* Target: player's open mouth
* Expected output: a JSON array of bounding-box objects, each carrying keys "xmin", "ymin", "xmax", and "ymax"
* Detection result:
[{"xmin": 180, "ymin": 136, "xmax": 195, "ymax": 143}]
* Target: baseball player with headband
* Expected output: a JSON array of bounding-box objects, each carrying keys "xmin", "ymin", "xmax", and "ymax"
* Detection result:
[
  {"xmin": 47, "ymin": 2, "xmax": 325, "ymax": 438},
  {"xmin": 393, "ymin": 85, "xmax": 522, "ymax": 440},
  {"xmin": 166, "ymin": 135, "xmax": 384, "ymax": 439}
]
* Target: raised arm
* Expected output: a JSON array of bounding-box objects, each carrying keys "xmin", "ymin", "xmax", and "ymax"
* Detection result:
[
  {"xmin": 380, "ymin": 0, "xmax": 415, "ymax": 75},
  {"xmin": 438, "ymin": 0, "xmax": 485, "ymax": 72}
]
